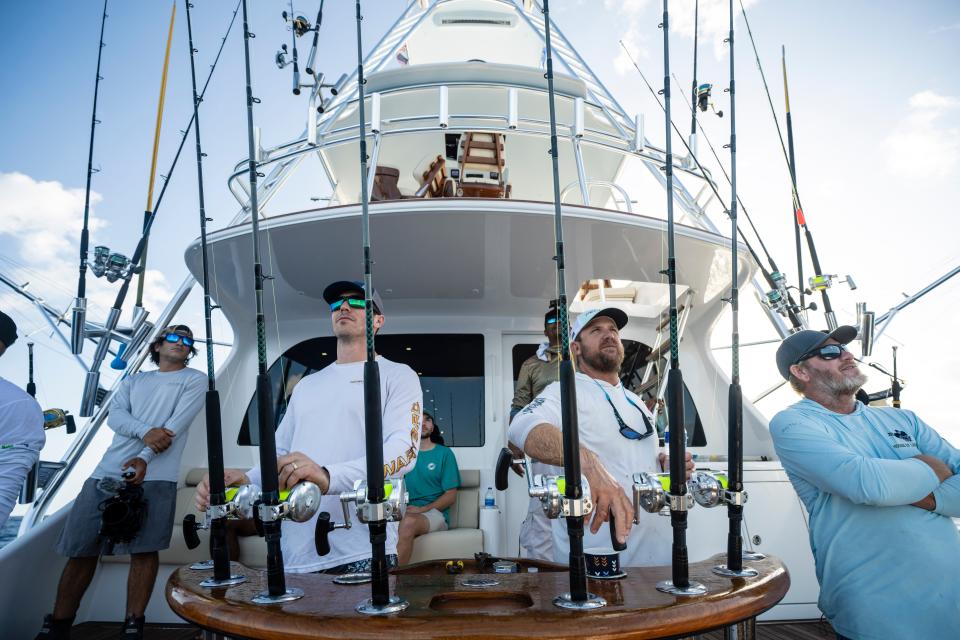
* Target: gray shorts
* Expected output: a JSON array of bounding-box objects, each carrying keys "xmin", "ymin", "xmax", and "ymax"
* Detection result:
[{"xmin": 56, "ymin": 477, "xmax": 177, "ymax": 557}]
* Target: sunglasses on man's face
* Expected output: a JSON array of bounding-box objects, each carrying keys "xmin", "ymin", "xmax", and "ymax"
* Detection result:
[
  {"xmin": 545, "ymin": 317, "xmax": 557, "ymax": 325},
  {"xmin": 330, "ymin": 297, "xmax": 366, "ymax": 312},
  {"xmin": 795, "ymin": 343, "xmax": 847, "ymax": 365},
  {"xmin": 163, "ymin": 333, "xmax": 194, "ymax": 347}
]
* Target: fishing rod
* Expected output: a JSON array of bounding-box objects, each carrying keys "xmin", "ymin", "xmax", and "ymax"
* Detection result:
[
  {"xmin": 735, "ymin": 0, "xmax": 839, "ymax": 328},
  {"xmin": 656, "ymin": 0, "xmax": 699, "ymax": 597},
  {"xmin": 619, "ymin": 42, "xmax": 804, "ymax": 331},
  {"xmin": 71, "ymin": 0, "xmax": 109, "ymax": 357},
  {"xmin": 26, "ymin": 342, "xmax": 36, "ymax": 399},
  {"xmin": 304, "ymin": 1, "xmax": 324, "ymax": 77},
  {"xmin": 688, "ymin": 0, "xmax": 699, "ymax": 159},
  {"xmin": 77, "ymin": 1, "xmax": 241, "ymax": 415},
  {"xmin": 713, "ymin": 0, "xmax": 757, "ymax": 582},
  {"xmin": 891, "ymin": 346, "xmax": 901, "ymax": 409},
  {"xmin": 781, "ymin": 48, "xmax": 836, "ymax": 329},
  {"xmin": 134, "ymin": 2, "xmax": 177, "ymax": 315},
  {"xmin": 182, "ymin": 0, "xmax": 245, "ymax": 590},
  {"xmin": 284, "ymin": 0, "xmax": 302, "ymax": 95},
  {"xmin": 540, "ymin": 0, "xmax": 603, "ymax": 610},
  {"xmin": 239, "ymin": 0, "xmax": 300, "ymax": 605},
  {"xmin": 78, "ymin": 3, "xmax": 178, "ymax": 417},
  {"xmin": 349, "ymin": 0, "xmax": 407, "ymax": 613}
]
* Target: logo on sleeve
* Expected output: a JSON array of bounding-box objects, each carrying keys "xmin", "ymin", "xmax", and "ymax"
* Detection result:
[{"xmin": 519, "ymin": 397, "xmax": 545, "ymax": 415}]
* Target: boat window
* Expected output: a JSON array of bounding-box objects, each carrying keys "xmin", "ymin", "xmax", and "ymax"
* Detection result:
[
  {"xmin": 511, "ymin": 339, "xmax": 706, "ymax": 446},
  {"xmin": 238, "ymin": 334, "xmax": 486, "ymax": 448}
]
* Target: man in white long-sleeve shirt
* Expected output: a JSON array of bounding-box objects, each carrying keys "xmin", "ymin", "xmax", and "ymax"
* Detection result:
[
  {"xmin": 37, "ymin": 325, "xmax": 206, "ymax": 640},
  {"xmin": 0, "ymin": 310, "xmax": 44, "ymax": 531},
  {"xmin": 195, "ymin": 280, "xmax": 422, "ymax": 574}
]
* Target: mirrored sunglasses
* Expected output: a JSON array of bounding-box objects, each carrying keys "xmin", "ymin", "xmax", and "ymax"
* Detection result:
[
  {"xmin": 330, "ymin": 297, "xmax": 366, "ymax": 312},
  {"xmin": 163, "ymin": 333, "xmax": 194, "ymax": 347},
  {"xmin": 796, "ymin": 343, "xmax": 847, "ymax": 365}
]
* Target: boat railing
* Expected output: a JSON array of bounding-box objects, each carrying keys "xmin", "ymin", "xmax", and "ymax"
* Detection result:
[
  {"xmin": 226, "ymin": 80, "xmax": 713, "ymax": 215},
  {"xmin": 560, "ymin": 179, "xmax": 634, "ymax": 212}
]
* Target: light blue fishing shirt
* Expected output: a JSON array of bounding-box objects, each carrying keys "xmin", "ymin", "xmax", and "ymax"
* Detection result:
[{"xmin": 771, "ymin": 398, "xmax": 960, "ymax": 639}]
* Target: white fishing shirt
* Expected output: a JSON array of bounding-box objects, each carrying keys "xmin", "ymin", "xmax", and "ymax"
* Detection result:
[
  {"xmin": 509, "ymin": 372, "xmax": 670, "ymax": 567},
  {"xmin": 246, "ymin": 356, "xmax": 423, "ymax": 573}
]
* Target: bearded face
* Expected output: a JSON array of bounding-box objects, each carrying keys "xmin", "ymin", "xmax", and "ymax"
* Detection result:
[{"xmin": 573, "ymin": 317, "xmax": 625, "ymax": 375}]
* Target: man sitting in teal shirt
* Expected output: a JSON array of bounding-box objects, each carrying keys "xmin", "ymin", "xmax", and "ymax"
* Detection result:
[
  {"xmin": 771, "ymin": 326, "xmax": 960, "ymax": 640},
  {"xmin": 397, "ymin": 411, "xmax": 460, "ymax": 565}
]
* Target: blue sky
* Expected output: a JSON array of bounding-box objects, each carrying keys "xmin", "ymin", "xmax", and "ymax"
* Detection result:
[{"xmin": 1, "ymin": 0, "xmax": 958, "ymax": 463}]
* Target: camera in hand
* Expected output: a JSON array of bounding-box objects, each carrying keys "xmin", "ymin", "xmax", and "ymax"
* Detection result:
[{"xmin": 98, "ymin": 472, "xmax": 148, "ymax": 545}]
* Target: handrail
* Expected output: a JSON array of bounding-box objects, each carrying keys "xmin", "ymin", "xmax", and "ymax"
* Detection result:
[{"xmin": 560, "ymin": 179, "xmax": 634, "ymax": 212}]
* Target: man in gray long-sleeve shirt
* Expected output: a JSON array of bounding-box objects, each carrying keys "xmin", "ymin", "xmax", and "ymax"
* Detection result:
[{"xmin": 36, "ymin": 325, "xmax": 206, "ymax": 640}]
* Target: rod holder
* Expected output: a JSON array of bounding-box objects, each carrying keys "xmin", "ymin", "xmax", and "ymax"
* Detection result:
[
  {"xmin": 371, "ymin": 92, "xmax": 381, "ymax": 133},
  {"xmin": 79, "ymin": 370, "xmax": 101, "ymax": 417},
  {"xmin": 860, "ymin": 309, "xmax": 876, "ymax": 357},
  {"xmin": 70, "ymin": 298, "xmax": 87, "ymax": 355},
  {"xmin": 631, "ymin": 114, "xmax": 645, "ymax": 152},
  {"xmin": 573, "ymin": 97, "xmax": 584, "ymax": 138},
  {"xmin": 508, "ymin": 88, "xmax": 518, "ymax": 129},
  {"xmin": 438, "ymin": 86, "xmax": 449, "ymax": 129}
]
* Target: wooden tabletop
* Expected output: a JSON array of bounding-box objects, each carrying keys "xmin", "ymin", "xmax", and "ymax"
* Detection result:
[{"xmin": 167, "ymin": 554, "xmax": 790, "ymax": 640}]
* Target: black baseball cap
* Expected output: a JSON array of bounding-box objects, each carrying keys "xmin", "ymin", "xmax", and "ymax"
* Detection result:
[
  {"xmin": 322, "ymin": 280, "xmax": 385, "ymax": 314},
  {"xmin": 775, "ymin": 325, "xmax": 858, "ymax": 380},
  {"xmin": 0, "ymin": 310, "xmax": 17, "ymax": 349}
]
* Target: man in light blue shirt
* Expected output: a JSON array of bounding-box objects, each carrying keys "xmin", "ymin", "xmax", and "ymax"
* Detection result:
[{"xmin": 770, "ymin": 326, "xmax": 960, "ymax": 640}]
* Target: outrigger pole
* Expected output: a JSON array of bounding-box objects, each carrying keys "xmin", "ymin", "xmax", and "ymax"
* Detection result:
[
  {"xmin": 782, "ymin": 48, "xmax": 836, "ymax": 330},
  {"xmin": 351, "ymin": 0, "xmax": 406, "ymax": 614},
  {"xmin": 183, "ymin": 0, "xmax": 244, "ymax": 589},
  {"xmin": 714, "ymin": 0, "xmax": 758, "ymax": 582},
  {"xmin": 240, "ymin": 0, "xmax": 300, "ymax": 604},
  {"xmin": 78, "ymin": 3, "xmax": 178, "ymax": 417},
  {"xmin": 540, "ymin": 0, "xmax": 603, "ymax": 610},
  {"xmin": 655, "ymin": 0, "xmax": 700, "ymax": 597},
  {"xmin": 71, "ymin": 0, "xmax": 109, "ymax": 356}
]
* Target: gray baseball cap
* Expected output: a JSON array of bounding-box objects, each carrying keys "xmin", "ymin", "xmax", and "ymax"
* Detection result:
[
  {"xmin": 322, "ymin": 280, "xmax": 385, "ymax": 314},
  {"xmin": 0, "ymin": 310, "xmax": 16, "ymax": 348},
  {"xmin": 775, "ymin": 325, "xmax": 858, "ymax": 380}
]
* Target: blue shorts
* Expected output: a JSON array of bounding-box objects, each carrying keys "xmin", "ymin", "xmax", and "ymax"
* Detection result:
[{"xmin": 55, "ymin": 477, "xmax": 177, "ymax": 557}]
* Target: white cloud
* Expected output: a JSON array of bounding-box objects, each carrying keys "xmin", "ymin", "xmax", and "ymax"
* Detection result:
[
  {"xmin": 885, "ymin": 91, "xmax": 960, "ymax": 179},
  {"xmin": 606, "ymin": 0, "xmax": 653, "ymax": 76},
  {"xmin": 930, "ymin": 22, "xmax": 960, "ymax": 34},
  {"xmin": 0, "ymin": 172, "xmax": 174, "ymax": 320},
  {"xmin": 669, "ymin": 0, "xmax": 760, "ymax": 60}
]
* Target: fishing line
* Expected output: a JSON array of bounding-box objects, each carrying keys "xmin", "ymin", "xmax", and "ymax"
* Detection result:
[{"xmin": 619, "ymin": 41, "xmax": 803, "ymax": 330}]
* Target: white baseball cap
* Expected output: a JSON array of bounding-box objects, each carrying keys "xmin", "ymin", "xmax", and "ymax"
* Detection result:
[{"xmin": 570, "ymin": 307, "xmax": 628, "ymax": 341}]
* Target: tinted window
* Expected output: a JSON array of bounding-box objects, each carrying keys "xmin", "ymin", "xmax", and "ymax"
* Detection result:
[{"xmin": 239, "ymin": 334, "xmax": 485, "ymax": 447}]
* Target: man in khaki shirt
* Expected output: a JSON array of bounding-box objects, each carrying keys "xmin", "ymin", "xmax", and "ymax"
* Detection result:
[
  {"xmin": 510, "ymin": 304, "xmax": 560, "ymax": 420},
  {"xmin": 508, "ymin": 302, "xmax": 560, "ymax": 560}
]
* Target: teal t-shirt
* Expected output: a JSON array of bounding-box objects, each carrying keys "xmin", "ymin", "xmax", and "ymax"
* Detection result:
[{"xmin": 405, "ymin": 445, "xmax": 460, "ymax": 524}]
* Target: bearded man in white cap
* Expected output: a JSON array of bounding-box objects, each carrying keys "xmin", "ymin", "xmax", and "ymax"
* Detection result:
[{"xmin": 508, "ymin": 307, "xmax": 693, "ymax": 567}]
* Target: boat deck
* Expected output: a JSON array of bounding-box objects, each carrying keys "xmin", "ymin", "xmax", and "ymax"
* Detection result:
[{"xmin": 71, "ymin": 620, "xmax": 837, "ymax": 640}]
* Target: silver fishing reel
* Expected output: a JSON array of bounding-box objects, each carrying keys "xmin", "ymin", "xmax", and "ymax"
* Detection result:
[
  {"xmin": 495, "ymin": 448, "xmax": 593, "ymax": 519},
  {"xmin": 631, "ymin": 470, "xmax": 733, "ymax": 516},
  {"xmin": 315, "ymin": 478, "xmax": 407, "ymax": 556},
  {"xmin": 255, "ymin": 481, "xmax": 324, "ymax": 528},
  {"xmin": 90, "ymin": 245, "xmax": 136, "ymax": 283}
]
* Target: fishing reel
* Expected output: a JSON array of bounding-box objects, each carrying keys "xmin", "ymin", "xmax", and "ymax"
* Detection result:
[
  {"xmin": 807, "ymin": 273, "xmax": 856, "ymax": 294},
  {"xmin": 697, "ymin": 83, "xmax": 723, "ymax": 117},
  {"xmin": 42, "ymin": 408, "xmax": 77, "ymax": 434},
  {"xmin": 632, "ymin": 470, "xmax": 736, "ymax": 515},
  {"xmin": 182, "ymin": 482, "xmax": 263, "ymax": 550},
  {"xmin": 315, "ymin": 478, "xmax": 407, "ymax": 556},
  {"xmin": 494, "ymin": 448, "xmax": 626, "ymax": 551},
  {"xmin": 91, "ymin": 245, "xmax": 137, "ymax": 283},
  {"xmin": 282, "ymin": 10, "xmax": 313, "ymax": 37},
  {"xmin": 763, "ymin": 271, "xmax": 793, "ymax": 316},
  {"xmin": 253, "ymin": 481, "xmax": 324, "ymax": 536}
]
